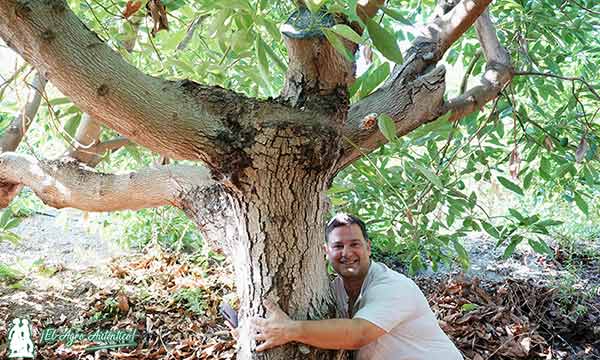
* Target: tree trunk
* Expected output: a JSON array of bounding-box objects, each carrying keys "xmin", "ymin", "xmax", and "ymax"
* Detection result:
[{"xmin": 182, "ymin": 125, "xmax": 344, "ymax": 359}]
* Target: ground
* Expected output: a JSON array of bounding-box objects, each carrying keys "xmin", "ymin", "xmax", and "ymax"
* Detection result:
[{"xmin": 0, "ymin": 210, "xmax": 599, "ymax": 359}]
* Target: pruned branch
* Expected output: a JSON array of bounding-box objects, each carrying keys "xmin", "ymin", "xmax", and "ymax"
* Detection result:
[
  {"xmin": 0, "ymin": 152, "xmax": 214, "ymax": 211},
  {"xmin": 0, "ymin": 71, "xmax": 47, "ymax": 152},
  {"xmin": 0, "ymin": 0, "xmax": 267, "ymax": 168},
  {"xmin": 338, "ymin": 0, "xmax": 494, "ymax": 170}
]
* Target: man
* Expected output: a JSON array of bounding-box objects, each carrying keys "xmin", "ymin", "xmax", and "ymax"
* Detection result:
[{"xmin": 252, "ymin": 213, "xmax": 463, "ymax": 359}]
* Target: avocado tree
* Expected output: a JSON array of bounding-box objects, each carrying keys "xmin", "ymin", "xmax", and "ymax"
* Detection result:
[{"xmin": 0, "ymin": 0, "xmax": 598, "ymax": 358}]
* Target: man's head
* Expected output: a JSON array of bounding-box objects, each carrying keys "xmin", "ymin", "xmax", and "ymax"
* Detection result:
[{"xmin": 324, "ymin": 213, "xmax": 371, "ymax": 280}]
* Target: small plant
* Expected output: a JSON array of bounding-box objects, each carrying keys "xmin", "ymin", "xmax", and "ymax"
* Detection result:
[
  {"xmin": 0, "ymin": 262, "xmax": 24, "ymax": 284},
  {"xmin": 0, "ymin": 207, "xmax": 22, "ymax": 245},
  {"xmin": 173, "ymin": 288, "xmax": 207, "ymax": 316}
]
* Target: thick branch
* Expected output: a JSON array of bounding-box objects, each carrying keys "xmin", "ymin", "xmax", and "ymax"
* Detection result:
[
  {"xmin": 443, "ymin": 10, "xmax": 513, "ymax": 121},
  {"xmin": 338, "ymin": 0, "xmax": 493, "ymax": 170},
  {"xmin": 0, "ymin": 152, "xmax": 213, "ymax": 211},
  {"xmin": 0, "ymin": 0, "xmax": 266, "ymax": 167},
  {"xmin": 0, "ymin": 72, "xmax": 47, "ymax": 152}
]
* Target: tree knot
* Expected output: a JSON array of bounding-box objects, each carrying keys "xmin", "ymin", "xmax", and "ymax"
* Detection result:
[{"xmin": 97, "ymin": 84, "xmax": 110, "ymax": 97}]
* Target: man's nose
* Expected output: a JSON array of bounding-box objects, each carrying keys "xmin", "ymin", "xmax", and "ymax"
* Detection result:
[{"xmin": 341, "ymin": 245, "xmax": 351, "ymax": 257}]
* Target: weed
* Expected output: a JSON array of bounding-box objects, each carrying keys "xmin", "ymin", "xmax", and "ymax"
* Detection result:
[{"xmin": 173, "ymin": 288, "xmax": 207, "ymax": 316}]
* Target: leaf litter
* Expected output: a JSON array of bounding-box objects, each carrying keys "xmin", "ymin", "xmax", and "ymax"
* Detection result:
[{"xmin": 0, "ymin": 243, "xmax": 598, "ymax": 359}]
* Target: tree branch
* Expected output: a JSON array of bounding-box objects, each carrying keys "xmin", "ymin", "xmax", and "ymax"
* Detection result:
[
  {"xmin": 0, "ymin": 71, "xmax": 47, "ymax": 152},
  {"xmin": 513, "ymin": 71, "xmax": 600, "ymax": 101},
  {"xmin": 443, "ymin": 10, "xmax": 513, "ymax": 121},
  {"xmin": 0, "ymin": 152, "xmax": 214, "ymax": 211},
  {"xmin": 0, "ymin": 0, "xmax": 270, "ymax": 168},
  {"xmin": 338, "ymin": 0, "xmax": 493, "ymax": 170},
  {"xmin": 69, "ymin": 136, "xmax": 131, "ymax": 167}
]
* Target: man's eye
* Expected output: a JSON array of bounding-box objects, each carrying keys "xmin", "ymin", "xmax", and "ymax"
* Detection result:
[{"xmin": 334, "ymin": 245, "xmax": 343, "ymax": 249}]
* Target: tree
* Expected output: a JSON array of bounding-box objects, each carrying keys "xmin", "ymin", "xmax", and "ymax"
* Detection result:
[{"xmin": 0, "ymin": 0, "xmax": 598, "ymax": 358}]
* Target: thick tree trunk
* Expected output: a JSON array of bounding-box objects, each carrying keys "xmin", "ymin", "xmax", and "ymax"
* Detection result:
[{"xmin": 182, "ymin": 124, "xmax": 344, "ymax": 359}]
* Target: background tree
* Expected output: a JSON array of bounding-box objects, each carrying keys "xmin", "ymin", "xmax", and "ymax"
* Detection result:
[{"xmin": 0, "ymin": 0, "xmax": 598, "ymax": 358}]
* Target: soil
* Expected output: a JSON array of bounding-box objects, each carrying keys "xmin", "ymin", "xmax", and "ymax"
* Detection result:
[{"xmin": 1, "ymin": 209, "xmax": 599, "ymax": 359}]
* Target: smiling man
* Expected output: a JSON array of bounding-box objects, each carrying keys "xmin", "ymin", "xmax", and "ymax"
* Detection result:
[{"xmin": 252, "ymin": 213, "xmax": 463, "ymax": 359}]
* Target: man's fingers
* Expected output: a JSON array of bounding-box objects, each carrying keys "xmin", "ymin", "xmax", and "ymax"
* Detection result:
[
  {"xmin": 255, "ymin": 340, "xmax": 274, "ymax": 352},
  {"xmin": 254, "ymin": 332, "xmax": 267, "ymax": 341},
  {"xmin": 263, "ymin": 299, "xmax": 277, "ymax": 312},
  {"xmin": 251, "ymin": 317, "xmax": 266, "ymax": 328}
]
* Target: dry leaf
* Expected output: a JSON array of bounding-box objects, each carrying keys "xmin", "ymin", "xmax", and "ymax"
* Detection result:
[
  {"xmin": 543, "ymin": 136, "xmax": 554, "ymax": 151},
  {"xmin": 123, "ymin": 1, "xmax": 142, "ymax": 19},
  {"xmin": 147, "ymin": 0, "xmax": 169, "ymax": 37},
  {"xmin": 117, "ymin": 292, "xmax": 130, "ymax": 313},
  {"xmin": 575, "ymin": 136, "xmax": 589, "ymax": 163},
  {"xmin": 509, "ymin": 147, "xmax": 521, "ymax": 179},
  {"xmin": 362, "ymin": 45, "xmax": 373, "ymax": 65}
]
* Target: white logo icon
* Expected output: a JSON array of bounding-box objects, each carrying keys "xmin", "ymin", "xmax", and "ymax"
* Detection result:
[{"xmin": 7, "ymin": 318, "xmax": 35, "ymax": 358}]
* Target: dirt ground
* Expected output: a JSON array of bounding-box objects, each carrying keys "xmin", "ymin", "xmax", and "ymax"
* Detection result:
[{"xmin": 1, "ymin": 210, "xmax": 599, "ymax": 359}]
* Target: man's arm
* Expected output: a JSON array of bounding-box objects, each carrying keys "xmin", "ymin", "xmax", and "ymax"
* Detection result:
[{"xmin": 252, "ymin": 300, "xmax": 386, "ymax": 352}]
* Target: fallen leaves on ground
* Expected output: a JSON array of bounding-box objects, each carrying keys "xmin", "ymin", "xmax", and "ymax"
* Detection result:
[
  {"xmin": 416, "ymin": 275, "xmax": 600, "ymax": 360},
  {"xmin": 1, "ymin": 245, "xmax": 598, "ymax": 359}
]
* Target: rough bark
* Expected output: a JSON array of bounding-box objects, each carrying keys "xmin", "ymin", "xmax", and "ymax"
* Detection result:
[
  {"xmin": 0, "ymin": 71, "xmax": 47, "ymax": 152},
  {"xmin": 183, "ymin": 116, "xmax": 344, "ymax": 359}
]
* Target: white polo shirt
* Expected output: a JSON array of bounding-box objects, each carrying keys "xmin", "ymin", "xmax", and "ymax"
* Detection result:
[{"xmin": 331, "ymin": 261, "xmax": 463, "ymax": 360}]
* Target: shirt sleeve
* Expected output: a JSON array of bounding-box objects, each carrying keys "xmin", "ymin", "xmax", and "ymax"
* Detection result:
[{"xmin": 353, "ymin": 277, "xmax": 418, "ymax": 332}]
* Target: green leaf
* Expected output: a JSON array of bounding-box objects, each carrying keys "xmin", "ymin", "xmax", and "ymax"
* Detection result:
[
  {"xmin": 497, "ymin": 176, "xmax": 524, "ymax": 196},
  {"xmin": 0, "ymin": 210, "xmax": 12, "ymax": 228},
  {"xmin": 453, "ymin": 240, "xmax": 470, "ymax": 269},
  {"xmin": 330, "ymin": 24, "xmax": 364, "ymax": 44},
  {"xmin": 366, "ymin": 18, "xmax": 403, "ymax": 64},
  {"xmin": 3, "ymin": 217, "xmax": 22, "ymax": 230},
  {"xmin": 255, "ymin": 37, "xmax": 274, "ymax": 96},
  {"xmin": 415, "ymin": 164, "xmax": 443, "ymax": 189},
  {"xmin": 262, "ymin": 40, "xmax": 286, "ymax": 72},
  {"xmin": 305, "ymin": 0, "xmax": 327, "ymax": 13},
  {"xmin": 322, "ymin": 28, "xmax": 354, "ymax": 62},
  {"xmin": 508, "ymin": 208, "xmax": 524, "ymax": 221},
  {"xmin": 357, "ymin": 62, "xmax": 390, "ymax": 98},
  {"xmin": 480, "ymin": 221, "xmax": 500, "ymax": 239},
  {"xmin": 536, "ymin": 219, "xmax": 563, "ymax": 227},
  {"xmin": 377, "ymin": 114, "xmax": 397, "ymax": 142},
  {"xmin": 528, "ymin": 238, "xmax": 553, "ymax": 256},
  {"xmin": 0, "ymin": 231, "xmax": 21, "ymax": 246},
  {"xmin": 573, "ymin": 192, "xmax": 589, "ymax": 215},
  {"xmin": 502, "ymin": 236, "xmax": 523, "ymax": 259},
  {"xmin": 461, "ymin": 303, "xmax": 479, "ymax": 312},
  {"xmin": 382, "ymin": 7, "xmax": 412, "ymax": 25}
]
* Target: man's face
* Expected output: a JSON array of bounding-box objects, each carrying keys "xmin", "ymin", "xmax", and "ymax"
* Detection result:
[{"xmin": 325, "ymin": 224, "xmax": 371, "ymax": 280}]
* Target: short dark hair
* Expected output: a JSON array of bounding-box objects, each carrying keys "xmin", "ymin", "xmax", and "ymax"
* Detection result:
[{"xmin": 325, "ymin": 213, "xmax": 369, "ymax": 243}]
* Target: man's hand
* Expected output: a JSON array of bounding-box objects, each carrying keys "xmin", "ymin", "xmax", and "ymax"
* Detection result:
[{"xmin": 252, "ymin": 299, "xmax": 296, "ymax": 352}]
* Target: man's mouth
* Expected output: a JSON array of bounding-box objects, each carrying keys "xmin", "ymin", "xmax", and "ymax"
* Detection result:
[{"xmin": 341, "ymin": 259, "xmax": 359, "ymax": 267}]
